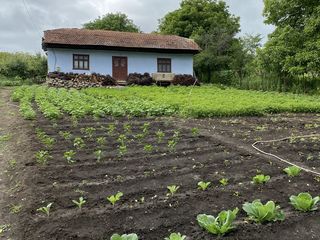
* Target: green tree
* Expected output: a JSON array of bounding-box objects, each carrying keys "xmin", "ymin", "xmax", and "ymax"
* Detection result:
[
  {"xmin": 258, "ymin": 0, "xmax": 320, "ymax": 92},
  {"xmin": 83, "ymin": 12, "xmax": 140, "ymax": 32},
  {"xmin": 159, "ymin": 0, "xmax": 241, "ymax": 83}
]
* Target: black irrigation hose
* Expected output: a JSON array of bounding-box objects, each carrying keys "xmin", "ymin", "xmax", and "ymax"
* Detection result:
[{"xmin": 252, "ymin": 134, "xmax": 320, "ymax": 177}]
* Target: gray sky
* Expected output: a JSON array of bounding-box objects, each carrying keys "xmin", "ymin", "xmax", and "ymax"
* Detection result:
[{"xmin": 0, "ymin": 0, "xmax": 274, "ymax": 53}]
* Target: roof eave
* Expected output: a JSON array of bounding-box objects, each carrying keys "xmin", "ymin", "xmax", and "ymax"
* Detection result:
[{"xmin": 42, "ymin": 43, "xmax": 200, "ymax": 54}]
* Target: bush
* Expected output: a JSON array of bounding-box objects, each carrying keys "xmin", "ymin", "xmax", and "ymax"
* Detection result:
[
  {"xmin": 172, "ymin": 74, "xmax": 200, "ymax": 86},
  {"xmin": 127, "ymin": 73, "xmax": 154, "ymax": 86},
  {"xmin": 0, "ymin": 52, "xmax": 47, "ymax": 80}
]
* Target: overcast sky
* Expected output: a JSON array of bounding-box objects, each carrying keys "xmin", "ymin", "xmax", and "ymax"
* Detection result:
[{"xmin": 0, "ymin": 0, "xmax": 274, "ymax": 53}]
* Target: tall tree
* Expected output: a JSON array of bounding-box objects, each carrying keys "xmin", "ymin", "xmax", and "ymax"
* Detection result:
[
  {"xmin": 83, "ymin": 13, "xmax": 140, "ymax": 32},
  {"xmin": 259, "ymin": 0, "xmax": 320, "ymax": 91},
  {"xmin": 158, "ymin": 0, "xmax": 241, "ymax": 83}
]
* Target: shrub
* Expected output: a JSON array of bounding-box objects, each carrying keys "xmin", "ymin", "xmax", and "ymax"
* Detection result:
[
  {"xmin": 172, "ymin": 74, "xmax": 200, "ymax": 86},
  {"xmin": 127, "ymin": 73, "xmax": 154, "ymax": 86}
]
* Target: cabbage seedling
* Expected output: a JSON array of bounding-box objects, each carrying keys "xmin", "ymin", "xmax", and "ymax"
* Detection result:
[
  {"xmin": 167, "ymin": 185, "xmax": 180, "ymax": 196},
  {"xmin": 64, "ymin": 150, "xmax": 76, "ymax": 164},
  {"xmin": 165, "ymin": 232, "xmax": 186, "ymax": 240},
  {"xmin": 107, "ymin": 192, "xmax": 123, "ymax": 206},
  {"xmin": 168, "ymin": 140, "xmax": 177, "ymax": 152},
  {"xmin": 191, "ymin": 127, "xmax": 199, "ymax": 136},
  {"xmin": 197, "ymin": 208, "xmax": 239, "ymax": 236},
  {"xmin": 156, "ymin": 130, "xmax": 165, "ymax": 143},
  {"xmin": 74, "ymin": 137, "xmax": 85, "ymax": 149},
  {"xmin": 144, "ymin": 144, "xmax": 153, "ymax": 153},
  {"xmin": 242, "ymin": 200, "xmax": 285, "ymax": 223},
  {"xmin": 94, "ymin": 149, "xmax": 103, "ymax": 162},
  {"xmin": 198, "ymin": 181, "xmax": 211, "ymax": 191},
  {"xmin": 72, "ymin": 197, "xmax": 86, "ymax": 210},
  {"xmin": 123, "ymin": 123, "xmax": 132, "ymax": 134},
  {"xmin": 290, "ymin": 192, "xmax": 320, "ymax": 212},
  {"xmin": 219, "ymin": 178, "xmax": 229, "ymax": 186},
  {"xmin": 142, "ymin": 123, "xmax": 150, "ymax": 135},
  {"xmin": 97, "ymin": 137, "xmax": 106, "ymax": 147},
  {"xmin": 59, "ymin": 131, "xmax": 72, "ymax": 140},
  {"xmin": 283, "ymin": 166, "xmax": 301, "ymax": 177},
  {"xmin": 110, "ymin": 233, "xmax": 138, "ymax": 240},
  {"xmin": 35, "ymin": 150, "xmax": 52, "ymax": 165},
  {"xmin": 252, "ymin": 174, "xmax": 270, "ymax": 185},
  {"xmin": 118, "ymin": 145, "xmax": 127, "ymax": 157},
  {"xmin": 107, "ymin": 124, "xmax": 116, "ymax": 136},
  {"xmin": 37, "ymin": 203, "xmax": 53, "ymax": 217}
]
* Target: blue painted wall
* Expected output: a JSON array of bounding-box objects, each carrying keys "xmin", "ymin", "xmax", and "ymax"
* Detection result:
[{"xmin": 47, "ymin": 48, "xmax": 194, "ymax": 75}]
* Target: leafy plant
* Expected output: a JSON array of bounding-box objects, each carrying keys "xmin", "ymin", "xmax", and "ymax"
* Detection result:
[
  {"xmin": 242, "ymin": 200, "xmax": 285, "ymax": 223},
  {"xmin": 156, "ymin": 130, "xmax": 165, "ymax": 143},
  {"xmin": 10, "ymin": 204, "xmax": 23, "ymax": 214},
  {"xmin": 35, "ymin": 150, "xmax": 52, "ymax": 165},
  {"xmin": 164, "ymin": 232, "xmax": 186, "ymax": 240},
  {"xmin": 107, "ymin": 192, "xmax": 123, "ymax": 206},
  {"xmin": 219, "ymin": 178, "xmax": 229, "ymax": 186},
  {"xmin": 74, "ymin": 137, "xmax": 85, "ymax": 149},
  {"xmin": 94, "ymin": 149, "xmax": 103, "ymax": 162},
  {"xmin": 97, "ymin": 137, "xmax": 106, "ymax": 147},
  {"xmin": 191, "ymin": 127, "xmax": 199, "ymax": 136},
  {"xmin": 168, "ymin": 139, "xmax": 177, "ymax": 152},
  {"xmin": 110, "ymin": 233, "xmax": 138, "ymax": 240},
  {"xmin": 81, "ymin": 127, "xmax": 96, "ymax": 139},
  {"xmin": 123, "ymin": 123, "xmax": 132, "ymax": 134},
  {"xmin": 283, "ymin": 166, "xmax": 301, "ymax": 177},
  {"xmin": 289, "ymin": 192, "xmax": 320, "ymax": 212},
  {"xmin": 72, "ymin": 197, "xmax": 86, "ymax": 210},
  {"xmin": 143, "ymin": 144, "xmax": 153, "ymax": 153},
  {"xmin": 197, "ymin": 208, "xmax": 239, "ymax": 236},
  {"xmin": 59, "ymin": 131, "xmax": 72, "ymax": 140},
  {"xmin": 107, "ymin": 124, "xmax": 116, "ymax": 136},
  {"xmin": 37, "ymin": 203, "xmax": 53, "ymax": 217},
  {"xmin": 142, "ymin": 123, "xmax": 150, "ymax": 135},
  {"xmin": 167, "ymin": 185, "xmax": 180, "ymax": 196},
  {"xmin": 64, "ymin": 150, "xmax": 76, "ymax": 164},
  {"xmin": 252, "ymin": 174, "xmax": 270, "ymax": 185},
  {"xmin": 198, "ymin": 181, "xmax": 211, "ymax": 191},
  {"xmin": 118, "ymin": 145, "xmax": 127, "ymax": 157}
]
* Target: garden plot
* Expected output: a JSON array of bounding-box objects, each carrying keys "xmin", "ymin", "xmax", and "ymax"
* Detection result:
[
  {"xmin": 3, "ymin": 87, "xmax": 320, "ymax": 240},
  {"xmin": 3, "ymin": 114, "xmax": 319, "ymax": 240}
]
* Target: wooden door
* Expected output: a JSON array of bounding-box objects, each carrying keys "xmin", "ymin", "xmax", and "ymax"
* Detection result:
[{"xmin": 112, "ymin": 56, "xmax": 128, "ymax": 80}]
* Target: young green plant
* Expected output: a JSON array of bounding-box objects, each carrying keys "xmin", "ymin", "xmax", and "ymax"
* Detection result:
[
  {"xmin": 164, "ymin": 233, "xmax": 186, "ymax": 240},
  {"xmin": 198, "ymin": 181, "xmax": 211, "ymax": 191},
  {"xmin": 289, "ymin": 192, "xmax": 320, "ymax": 212},
  {"xmin": 72, "ymin": 197, "xmax": 86, "ymax": 210},
  {"xmin": 283, "ymin": 166, "xmax": 301, "ymax": 177},
  {"xmin": 167, "ymin": 185, "xmax": 180, "ymax": 197},
  {"xmin": 37, "ymin": 203, "xmax": 53, "ymax": 217},
  {"xmin": 252, "ymin": 174, "xmax": 270, "ymax": 185},
  {"xmin": 110, "ymin": 233, "xmax": 138, "ymax": 240},
  {"xmin": 107, "ymin": 192, "xmax": 123, "ymax": 206}
]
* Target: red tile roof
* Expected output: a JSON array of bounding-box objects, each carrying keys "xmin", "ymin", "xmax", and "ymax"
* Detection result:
[{"xmin": 43, "ymin": 28, "xmax": 201, "ymax": 53}]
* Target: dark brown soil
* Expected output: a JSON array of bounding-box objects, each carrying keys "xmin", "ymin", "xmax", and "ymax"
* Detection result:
[{"xmin": 1, "ymin": 90, "xmax": 320, "ymax": 239}]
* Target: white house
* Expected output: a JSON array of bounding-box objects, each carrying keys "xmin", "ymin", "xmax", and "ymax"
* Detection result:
[{"xmin": 42, "ymin": 28, "xmax": 200, "ymax": 81}]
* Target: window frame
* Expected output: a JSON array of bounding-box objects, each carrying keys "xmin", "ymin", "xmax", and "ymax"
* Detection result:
[
  {"xmin": 73, "ymin": 54, "xmax": 90, "ymax": 70},
  {"xmin": 157, "ymin": 58, "xmax": 172, "ymax": 73}
]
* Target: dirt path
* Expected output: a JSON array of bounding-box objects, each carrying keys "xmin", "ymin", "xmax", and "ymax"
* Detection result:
[{"xmin": 0, "ymin": 87, "xmax": 34, "ymax": 239}]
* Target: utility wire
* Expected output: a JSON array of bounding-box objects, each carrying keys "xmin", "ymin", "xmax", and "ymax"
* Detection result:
[{"xmin": 21, "ymin": 0, "xmax": 42, "ymax": 33}]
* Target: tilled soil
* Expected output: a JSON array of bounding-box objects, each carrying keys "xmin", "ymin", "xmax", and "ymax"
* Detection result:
[{"xmin": 1, "ymin": 90, "xmax": 320, "ymax": 239}]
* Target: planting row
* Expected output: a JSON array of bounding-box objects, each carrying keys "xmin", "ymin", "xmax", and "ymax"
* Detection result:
[{"xmin": 12, "ymin": 85, "xmax": 320, "ymax": 119}]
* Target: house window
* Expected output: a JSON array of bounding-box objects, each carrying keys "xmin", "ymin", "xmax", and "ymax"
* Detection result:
[
  {"xmin": 157, "ymin": 58, "xmax": 171, "ymax": 73},
  {"xmin": 73, "ymin": 54, "xmax": 89, "ymax": 70}
]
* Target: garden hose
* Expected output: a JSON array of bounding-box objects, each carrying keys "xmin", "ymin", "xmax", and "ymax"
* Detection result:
[{"xmin": 252, "ymin": 134, "xmax": 320, "ymax": 177}]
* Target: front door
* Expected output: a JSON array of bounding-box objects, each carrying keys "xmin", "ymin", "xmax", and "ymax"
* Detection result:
[{"xmin": 112, "ymin": 56, "xmax": 128, "ymax": 80}]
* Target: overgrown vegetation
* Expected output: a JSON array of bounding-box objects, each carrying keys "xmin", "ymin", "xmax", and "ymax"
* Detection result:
[{"xmin": 0, "ymin": 52, "xmax": 46, "ymax": 86}]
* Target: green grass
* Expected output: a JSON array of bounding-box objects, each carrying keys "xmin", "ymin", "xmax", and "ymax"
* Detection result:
[
  {"xmin": 12, "ymin": 85, "xmax": 320, "ymax": 119},
  {"xmin": 0, "ymin": 75, "xmax": 33, "ymax": 87}
]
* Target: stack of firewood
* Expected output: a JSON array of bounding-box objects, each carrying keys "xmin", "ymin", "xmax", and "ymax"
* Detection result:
[
  {"xmin": 47, "ymin": 72, "xmax": 116, "ymax": 89},
  {"xmin": 127, "ymin": 73, "xmax": 154, "ymax": 86}
]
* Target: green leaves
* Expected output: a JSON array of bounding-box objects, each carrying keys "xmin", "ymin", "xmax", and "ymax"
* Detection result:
[
  {"xmin": 197, "ymin": 208, "xmax": 239, "ymax": 236},
  {"xmin": 252, "ymin": 174, "xmax": 270, "ymax": 185},
  {"xmin": 72, "ymin": 197, "xmax": 86, "ymax": 210},
  {"xmin": 198, "ymin": 181, "xmax": 211, "ymax": 191},
  {"xmin": 167, "ymin": 185, "xmax": 180, "ymax": 196},
  {"xmin": 107, "ymin": 192, "xmax": 124, "ymax": 206},
  {"xmin": 164, "ymin": 233, "xmax": 186, "ymax": 240},
  {"xmin": 110, "ymin": 233, "xmax": 138, "ymax": 240},
  {"xmin": 242, "ymin": 200, "xmax": 285, "ymax": 223},
  {"xmin": 290, "ymin": 193, "xmax": 320, "ymax": 212},
  {"xmin": 37, "ymin": 203, "xmax": 53, "ymax": 217},
  {"xmin": 283, "ymin": 166, "xmax": 301, "ymax": 177}
]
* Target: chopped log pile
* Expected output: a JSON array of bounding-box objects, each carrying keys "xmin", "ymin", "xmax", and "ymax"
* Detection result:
[
  {"xmin": 172, "ymin": 74, "xmax": 200, "ymax": 86},
  {"xmin": 47, "ymin": 72, "xmax": 116, "ymax": 89},
  {"xmin": 127, "ymin": 73, "xmax": 154, "ymax": 86}
]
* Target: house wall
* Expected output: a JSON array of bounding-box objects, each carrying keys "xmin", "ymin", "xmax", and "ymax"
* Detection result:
[{"xmin": 47, "ymin": 48, "xmax": 194, "ymax": 76}]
